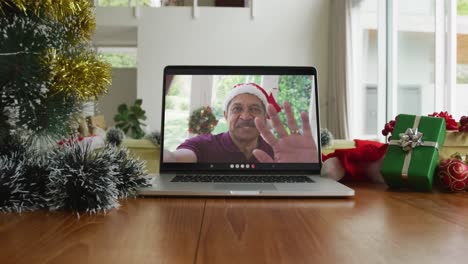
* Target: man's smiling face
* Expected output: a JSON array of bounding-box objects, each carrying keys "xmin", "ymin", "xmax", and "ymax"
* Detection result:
[{"xmin": 224, "ymin": 93, "xmax": 267, "ymax": 143}]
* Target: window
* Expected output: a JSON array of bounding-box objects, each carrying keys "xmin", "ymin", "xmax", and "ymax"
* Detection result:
[
  {"xmin": 456, "ymin": 0, "xmax": 468, "ymax": 118},
  {"xmin": 349, "ymin": 0, "xmax": 465, "ymax": 140},
  {"xmin": 96, "ymin": 0, "xmax": 156, "ymax": 6},
  {"xmin": 162, "ymin": 0, "xmax": 248, "ymax": 7},
  {"xmin": 97, "ymin": 0, "xmax": 135, "ymax": 7},
  {"xmin": 348, "ymin": 0, "xmax": 384, "ymax": 139},
  {"xmin": 97, "ymin": 47, "xmax": 137, "ymax": 68},
  {"xmin": 393, "ymin": 0, "xmax": 436, "ymax": 117},
  {"xmin": 95, "ymin": 0, "xmax": 248, "ymax": 8},
  {"xmin": 164, "ymin": 75, "xmax": 192, "ymax": 151}
]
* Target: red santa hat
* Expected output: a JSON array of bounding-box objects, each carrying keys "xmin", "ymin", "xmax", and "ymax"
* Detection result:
[{"xmin": 223, "ymin": 83, "xmax": 281, "ymax": 113}]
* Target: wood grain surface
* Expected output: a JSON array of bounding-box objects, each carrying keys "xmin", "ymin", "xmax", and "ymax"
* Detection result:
[
  {"xmin": 1, "ymin": 184, "xmax": 468, "ymax": 264},
  {"xmin": 196, "ymin": 184, "xmax": 468, "ymax": 264},
  {"xmin": 0, "ymin": 198, "xmax": 205, "ymax": 264}
]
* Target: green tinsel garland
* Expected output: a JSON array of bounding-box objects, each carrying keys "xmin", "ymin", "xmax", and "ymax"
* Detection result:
[
  {"xmin": 145, "ymin": 131, "xmax": 161, "ymax": 146},
  {"xmin": 0, "ymin": 152, "xmax": 27, "ymax": 212},
  {"xmin": 104, "ymin": 146, "xmax": 150, "ymax": 198},
  {"xmin": 320, "ymin": 128, "xmax": 334, "ymax": 148},
  {"xmin": 0, "ymin": 151, "xmax": 48, "ymax": 212},
  {"xmin": 106, "ymin": 127, "xmax": 125, "ymax": 146},
  {"xmin": 0, "ymin": 2, "xmax": 111, "ymax": 143},
  {"xmin": 0, "ymin": 0, "xmax": 143, "ymax": 215},
  {"xmin": 0, "ymin": 139, "xmax": 150, "ymax": 215},
  {"xmin": 46, "ymin": 141, "xmax": 120, "ymax": 214}
]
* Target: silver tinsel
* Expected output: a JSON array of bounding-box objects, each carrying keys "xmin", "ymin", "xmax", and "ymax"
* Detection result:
[
  {"xmin": 103, "ymin": 146, "xmax": 149, "ymax": 198},
  {"xmin": 145, "ymin": 131, "xmax": 161, "ymax": 146},
  {"xmin": 0, "ymin": 153, "xmax": 25, "ymax": 212},
  {"xmin": 46, "ymin": 141, "xmax": 119, "ymax": 214},
  {"xmin": 105, "ymin": 127, "xmax": 125, "ymax": 146},
  {"xmin": 1, "ymin": 139, "xmax": 149, "ymax": 215},
  {"xmin": 320, "ymin": 128, "xmax": 334, "ymax": 148},
  {"xmin": 0, "ymin": 152, "xmax": 46, "ymax": 212}
]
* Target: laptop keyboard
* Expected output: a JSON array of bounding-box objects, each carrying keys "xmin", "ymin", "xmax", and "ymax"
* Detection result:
[{"xmin": 171, "ymin": 175, "xmax": 314, "ymax": 183}]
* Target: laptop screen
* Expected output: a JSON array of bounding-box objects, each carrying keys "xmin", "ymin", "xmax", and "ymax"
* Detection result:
[{"xmin": 160, "ymin": 66, "xmax": 321, "ymax": 173}]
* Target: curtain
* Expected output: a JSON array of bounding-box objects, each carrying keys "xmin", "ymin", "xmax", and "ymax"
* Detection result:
[
  {"xmin": 165, "ymin": 75, "xmax": 174, "ymax": 95},
  {"xmin": 326, "ymin": 0, "xmax": 353, "ymax": 139}
]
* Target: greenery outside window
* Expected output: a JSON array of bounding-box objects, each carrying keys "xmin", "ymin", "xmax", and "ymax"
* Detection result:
[
  {"xmin": 459, "ymin": 0, "xmax": 468, "ymax": 16},
  {"xmin": 97, "ymin": 47, "xmax": 137, "ymax": 68},
  {"xmin": 457, "ymin": 0, "xmax": 468, "ymax": 84},
  {"xmin": 455, "ymin": 0, "xmax": 468, "ymax": 118},
  {"xmin": 96, "ymin": 0, "xmax": 155, "ymax": 7}
]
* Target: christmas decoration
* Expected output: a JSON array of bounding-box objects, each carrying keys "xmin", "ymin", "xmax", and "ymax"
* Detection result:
[
  {"xmin": 0, "ymin": 0, "xmax": 95, "ymax": 43},
  {"xmin": 106, "ymin": 127, "xmax": 126, "ymax": 146},
  {"xmin": 23, "ymin": 93, "xmax": 82, "ymax": 138},
  {"xmin": 188, "ymin": 106, "xmax": 218, "ymax": 135},
  {"xmin": 86, "ymin": 115, "xmax": 107, "ymax": 136},
  {"xmin": 439, "ymin": 131, "xmax": 468, "ymax": 161},
  {"xmin": 381, "ymin": 114, "xmax": 446, "ymax": 191},
  {"xmin": 58, "ymin": 134, "xmax": 105, "ymax": 150},
  {"xmin": 57, "ymin": 135, "xmax": 85, "ymax": 146},
  {"xmin": 0, "ymin": 134, "xmax": 25, "ymax": 157},
  {"xmin": 104, "ymin": 146, "xmax": 149, "ymax": 198},
  {"xmin": 381, "ymin": 117, "xmax": 397, "ymax": 140},
  {"xmin": 450, "ymin": 152, "xmax": 468, "ymax": 164},
  {"xmin": 46, "ymin": 48, "xmax": 111, "ymax": 100},
  {"xmin": 0, "ymin": 150, "xmax": 48, "ymax": 212},
  {"xmin": 460, "ymin": 116, "xmax": 468, "ymax": 132},
  {"xmin": 0, "ymin": 109, "xmax": 11, "ymax": 147},
  {"xmin": 18, "ymin": 151, "xmax": 50, "ymax": 209},
  {"xmin": 0, "ymin": 0, "xmax": 111, "ymax": 142},
  {"xmin": 0, "ymin": 1, "xmax": 141, "ymax": 215},
  {"xmin": 46, "ymin": 141, "xmax": 120, "ymax": 214},
  {"xmin": 223, "ymin": 83, "xmax": 281, "ymax": 113},
  {"xmin": 429, "ymin": 111, "xmax": 458, "ymax": 130},
  {"xmin": 438, "ymin": 157, "xmax": 468, "ymax": 192},
  {"xmin": 320, "ymin": 128, "xmax": 334, "ymax": 148},
  {"xmin": 382, "ymin": 112, "xmax": 465, "ymax": 140},
  {"xmin": 322, "ymin": 140, "xmax": 387, "ymax": 182},
  {"xmin": 0, "ymin": 136, "xmax": 149, "ymax": 214},
  {"xmin": 0, "ymin": 152, "xmax": 25, "ymax": 212},
  {"xmin": 145, "ymin": 131, "xmax": 161, "ymax": 146}
]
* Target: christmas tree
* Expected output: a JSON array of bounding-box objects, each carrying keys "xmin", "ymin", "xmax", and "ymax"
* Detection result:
[
  {"xmin": 0, "ymin": 0, "xmax": 111, "ymax": 148},
  {"xmin": 0, "ymin": 1, "xmax": 148, "ymax": 214}
]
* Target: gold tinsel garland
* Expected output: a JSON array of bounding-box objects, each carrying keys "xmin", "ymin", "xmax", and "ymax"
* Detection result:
[
  {"xmin": 0, "ymin": 0, "xmax": 95, "ymax": 42},
  {"xmin": 45, "ymin": 49, "xmax": 112, "ymax": 100}
]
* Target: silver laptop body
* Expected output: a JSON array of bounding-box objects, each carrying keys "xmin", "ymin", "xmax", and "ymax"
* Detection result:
[{"xmin": 137, "ymin": 66, "xmax": 354, "ymax": 197}]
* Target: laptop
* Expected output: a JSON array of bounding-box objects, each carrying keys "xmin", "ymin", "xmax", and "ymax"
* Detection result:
[{"xmin": 137, "ymin": 66, "xmax": 354, "ymax": 197}]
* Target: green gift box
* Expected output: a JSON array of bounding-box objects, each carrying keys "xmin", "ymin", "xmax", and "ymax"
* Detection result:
[{"xmin": 381, "ymin": 114, "xmax": 446, "ymax": 191}]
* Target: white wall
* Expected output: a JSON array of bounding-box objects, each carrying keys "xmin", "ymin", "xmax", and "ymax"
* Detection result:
[
  {"xmin": 95, "ymin": 7, "xmax": 137, "ymax": 27},
  {"xmin": 97, "ymin": 68, "xmax": 137, "ymax": 127},
  {"xmin": 137, "ymin": 0, "xmax": 330, "ymax": 132}
]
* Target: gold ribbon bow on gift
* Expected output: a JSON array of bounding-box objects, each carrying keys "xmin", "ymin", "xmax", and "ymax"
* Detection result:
[{"xmin": 389, "ymin": 116, "xmax": 439, "ymax": 180}]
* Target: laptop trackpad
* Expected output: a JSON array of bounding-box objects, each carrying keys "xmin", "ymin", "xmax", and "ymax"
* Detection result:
[{"xmin": 215, "ymin": 183, "xmax": 277, "ymax": 191}]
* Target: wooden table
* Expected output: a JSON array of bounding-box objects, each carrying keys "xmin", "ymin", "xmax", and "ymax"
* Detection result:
[{"xmin": 1, "ymin": 183, "xmax": 468, "ymax": 264}]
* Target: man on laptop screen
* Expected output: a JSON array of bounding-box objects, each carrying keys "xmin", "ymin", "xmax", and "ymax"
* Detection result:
[{"xmin": 163, "ymin": 82, "xmax": 319, "ymax": 164}]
